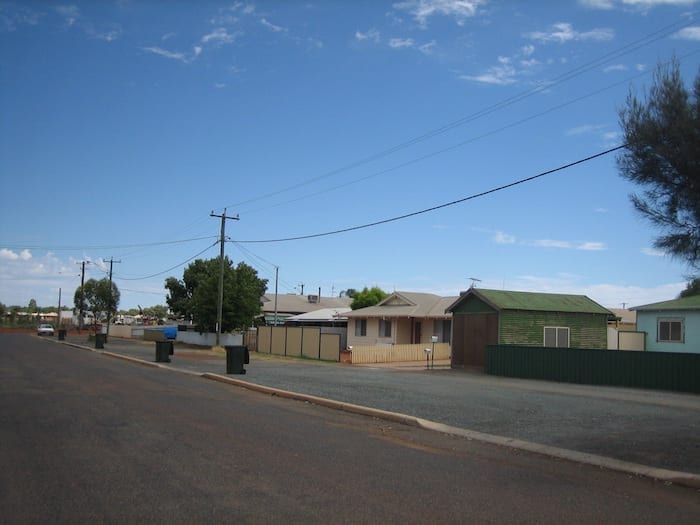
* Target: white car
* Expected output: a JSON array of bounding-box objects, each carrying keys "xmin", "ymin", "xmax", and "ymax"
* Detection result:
[{"xmin": 37, "ymin": 324, "xmax": 54, "ymax": 336}]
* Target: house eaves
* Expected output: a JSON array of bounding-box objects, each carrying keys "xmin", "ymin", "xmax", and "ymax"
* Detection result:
[
  {"xmin": 632, "ymin": 295, "xmax": 700, "ymax": 312},
  {"xmin": 447, "ymin": 288, "xmax": 612, "ymax": 316},
  {"xmin": 347, "ymin": 291, "xmax": 457, "ymax": 319}
]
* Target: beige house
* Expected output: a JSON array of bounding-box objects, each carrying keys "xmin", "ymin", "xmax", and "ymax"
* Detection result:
[{"xmin": 345, "ymin": 291, "xmax": 456, "ymax": 348}]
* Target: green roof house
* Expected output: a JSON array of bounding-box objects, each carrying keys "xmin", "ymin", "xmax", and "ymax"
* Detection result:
[
  {"xmin": 446, "ymin": 288, "xmax": 613, "ymax": 368},
  {"xmin": 632, "ymin": 295, "xmax": 700, "ymax": 353}
]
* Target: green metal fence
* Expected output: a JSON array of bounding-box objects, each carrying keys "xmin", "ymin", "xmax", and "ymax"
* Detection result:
[{"xmin": 486, "ymin": 345, "xmax": 700, "ymax": 394}]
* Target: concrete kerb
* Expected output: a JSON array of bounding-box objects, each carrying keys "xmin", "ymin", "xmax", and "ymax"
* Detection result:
[
  {"xmin": 58, "ymin": 339, "xmax": 700, "ymax": 490},
  {"xmin": 414, "ymin": 419, "xmax": 700, "ymax": 490}
]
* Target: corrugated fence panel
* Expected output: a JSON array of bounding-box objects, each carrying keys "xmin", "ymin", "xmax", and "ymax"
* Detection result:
[
  {"xmin": 285, "ymin": 327, "xmax": 303, "ymax": 357},
  {"xmin": 257, "ymin": 326, "xmax": 272, "ymax": 354},
  {"xmin": 486, "ymin": 345, "xmax": 700, "ymax": 394},
  {"xmin": 319, "ymin": 333, "xmax": 340, "ymax": 362},
  {"xmin": 301, "ymin": 328, "xmax": 321, "ymax": 359},
  {"xmin": 271, "ymin": 327, "xmax": 286, "ymax": 356},
  {"xmin": 350, "ymin": 343, "xmax": 451, "ymax": 364}
]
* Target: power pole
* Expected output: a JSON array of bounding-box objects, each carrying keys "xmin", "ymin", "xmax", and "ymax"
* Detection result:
[
  {"xmin": 104, "ymin": 257, "xmax": 121, "ymax": 343},
  {"xmin": 77, "ymin": 261, "xmax": 87, "ymax": 331},
  {"xmin": 273, "ymin": 266, "xmax": 279, "ymax": 326},
  {"xmin": 210, "ymin": 208, "xmax": 239, "ymax": 347}
]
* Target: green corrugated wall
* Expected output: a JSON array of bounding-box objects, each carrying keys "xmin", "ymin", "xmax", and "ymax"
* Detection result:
[
  {"xmin": 499, "ymin": 310, "xmax": 607, "ymax": 348},
  {"xmin": 486, "ymin": 345, "xmax": 700, "ymax": 393}
]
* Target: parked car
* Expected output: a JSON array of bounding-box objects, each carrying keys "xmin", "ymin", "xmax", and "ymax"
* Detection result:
[{"xmin": 37, "ymin": 323, "xmax": 54, "ymax": 336}]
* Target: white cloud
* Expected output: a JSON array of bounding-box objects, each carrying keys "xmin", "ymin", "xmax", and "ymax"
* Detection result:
[
  {"xmin": 389, "ymin": 37, "xmax": 415, "ymax": 48},
  {"xmin": 527, "ymin": 22, "xmax": 614, "ymax": 43},
  {"xmin": 91, "ymin": 27, "xmax": 121, "ymax": 42},
  {"xmin": 142, "ymin": 46, "xmax": 190, "ymax": 63},
  {"xmin": 602, "ymin": 130, "xmax": 623, "ymax": 145},
  {"xmin": 642, "ymin": 247, "xmax": 666, "ymax": 257},
  {"xmin": 55, "ymin": 5, "xmax": 80, "ymax": 27},
  {"xmin": 214, "ymin": 83, "xmax": 226, "ymax": 89},
  {"xmin": 533, "ymin": 239, "xmax": 572, "ymax": 249},
  {"xmin": 673, "ymin": 26, "xmax": 700, "ymax": 40},
  {"xmin": 622, "ymin": 0, "xmax": 696, "ymax": 6},
  {"xmin": 578, "ymin": 0, "xmax": 615, "ymax": 9},
  {"xmin": 393, "ymin": 0, "xmax": 486, "ymax": 27},
  {"xmin": 494, "ymin": 231, "xmax": 516, "ymax": 244},
  {"xmin": 261, "ymin": 18, "xmax": 286, "ymax": 33},
  {"xmin": 0, "ymin": 248, "xmax": 32, "ymax": 261},
  {"xmin": 580, "ymin": 0, "xmax": 696, "ymax": 9},
  {"xmin": 419, "ymin": 40, "xmax": 437, "ymax": 54},
  {"xmin": 0, "ymin": 5, "xmax": 43, "ymax": 31},
  {"xmin": 578, "ymin": 242, "xmax": 606, "ymax": 251},
  {"xmin": 521, "ymin": 44, "xmax": 535, "ymax": 56},
  {"xmin": 504, "ymin": 274, "xmax": 684, "ymax": 308},
  {"xmin": 461, "ymin": 59, "xmax": 517, "ymax": 85},
  {"xmin": 565, "ymin": 124, "xmax": 607, "ymax": 136},
  {"xmin": 355, "ymin": 28, "xmax": 381, "ymax": 42},
  {"xmin": 603, "ymin": 63, "xmax": 627, "ymax": 72},
  {"xmin": 202, "ymin": 27, "xmax": 237, "ymax": 45},
  {"xmin": 578, "ymin": 0, "xmax": 615, "ymax": 8},
  {"xmin": 530, "ymin": 239, "xmax": 607, "ymax": 251}
]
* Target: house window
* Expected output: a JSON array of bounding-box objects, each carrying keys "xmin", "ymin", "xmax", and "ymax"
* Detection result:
[
  {"xmin": 544, "ymin": 326, "xmax": 569, "ymax": 348},
  {"xmin": 658, "ymin": 319, "xmax": 684, "ymax": 343},
  {"xmin": 354, "ymin": 319, "xmax": 367, "ymax": 337},
  {"xmin": 379, "ymin": 319, "xmax": 392, "ymax": 338}
]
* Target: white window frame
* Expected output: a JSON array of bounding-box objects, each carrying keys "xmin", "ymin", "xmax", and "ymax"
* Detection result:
[
  {"xmin": 657, "ymin": 318, "xmax": 684, "ymax": 343},
  {"xmin": 544, "ymin": 326, "xmax": 570, "ymax": 348},
  {"xmin": 354, "ymin": 319, "xmax": 367, "ymax": 337}
]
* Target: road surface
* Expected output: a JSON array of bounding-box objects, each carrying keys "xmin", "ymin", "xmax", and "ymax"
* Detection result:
[{"xmin": 1, "ymin": 334, "xmax": 699, "ymax": 524}]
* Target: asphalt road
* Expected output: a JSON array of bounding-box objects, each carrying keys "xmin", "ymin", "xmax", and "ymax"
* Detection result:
[
  {"xmin": 63, "ymin": 333, "xmax": 700, "ymax": 475},
  {"xmin": 2, "ymin": 334, "xmax": 700, "ymax": 524}
]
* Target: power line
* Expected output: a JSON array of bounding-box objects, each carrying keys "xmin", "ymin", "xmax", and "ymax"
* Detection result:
[
  {"xmin": 236, "ymin": 145, "xmax": 626, "ymax": 244},
  {"xmin": 0, "ymin": 235, "xmax": 217, "ymax": 252},
  {"xmin": 223, "ymin": 14, "xmax": 694, "ymax": 211},
  {"xmin": 239, "ymin": 55, "xmax": 691, "ymax": 217},
  {"xmin": 116, "ymin": 241, "xmax": 218, "ymax": 281}
]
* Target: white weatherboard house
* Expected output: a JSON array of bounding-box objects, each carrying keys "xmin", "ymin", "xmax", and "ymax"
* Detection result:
[{"xmin": 632, "ymin": 295, "xmax": 700, "ymax": 353}]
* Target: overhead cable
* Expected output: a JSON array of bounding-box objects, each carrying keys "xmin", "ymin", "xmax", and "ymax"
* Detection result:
[
  {"xmin": 236, "ymin": 145, "xmax": 627, "ymax": 244},
  {"xmin": 223, "ymin": 15, "xmax": 694, "ymax": 210}
]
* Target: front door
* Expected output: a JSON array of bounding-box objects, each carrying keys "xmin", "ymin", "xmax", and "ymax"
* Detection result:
[{"xmin": 414, "ymin": 322, "xmax": 422, "ymax": 344}]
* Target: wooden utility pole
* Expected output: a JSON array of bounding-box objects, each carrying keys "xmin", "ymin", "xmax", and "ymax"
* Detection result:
[
  {"xmin": 210, "ymin": 208, "xmax": 239, "ymax": 347},
  {"xmin": 104, "ymin": 257, "xmax": 121, "ymax": 343},
  {"xmin": 77, "ymin": 261, "xmax": 87, "ymax": 331}
]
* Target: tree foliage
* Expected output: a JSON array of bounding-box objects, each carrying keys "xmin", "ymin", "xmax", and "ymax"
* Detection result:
[
  {"xmin": 679, "ymin": 277, "xmax": 700, "ymax": 298},
  {"xmin": 74, "ymin": 278, "xmax": 120, "ymax": 325},
  {"xmin": 350, "ymin": 286, "xmax": 388, "ymax": 310},
  {"xmin": 617, "ymin": 58, "xmax": 700, "ymax": 270},
  {"xmin": 165, "ymin": 257, "xmax": 268, "ymax": 332}
]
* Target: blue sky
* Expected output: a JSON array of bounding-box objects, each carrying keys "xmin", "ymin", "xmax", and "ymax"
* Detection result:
[{"xmin": 1, "ymin": 0, "xmax": 699, "ymax": 312}]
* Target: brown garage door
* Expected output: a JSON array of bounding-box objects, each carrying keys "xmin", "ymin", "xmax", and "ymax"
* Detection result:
[{"xmin": 453, "ymin": 313, "xmax": 498, "ymax": 368}]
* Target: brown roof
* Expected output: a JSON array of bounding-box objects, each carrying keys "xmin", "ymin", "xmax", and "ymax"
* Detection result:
[{"xmin": 261, "ymin": 293, "xmax": 352, "ymax": 315}]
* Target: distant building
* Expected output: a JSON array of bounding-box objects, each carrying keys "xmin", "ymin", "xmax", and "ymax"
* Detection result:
[{"xmin": 260, "ymin": 293, "xmax": 352, "ymax": 326}]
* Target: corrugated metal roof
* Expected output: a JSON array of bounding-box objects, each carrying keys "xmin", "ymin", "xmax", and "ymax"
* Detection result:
[
  {"xmin": 345, "ymin": 292, "xmax": 457, "ymax": 318},
  {"xmin": 260, "ymin": 294, "xmax": 352, "ymax": 315},
  {"xmin": 285, "ymin": 307, "xmax": 352, "ymax": 322},
  {"xmin": 632, "ymin": 295, "xmax": 700, "ymax": 311},
  {"xmin": 448, "ymin": 288, "xmax": 612, "ymax": 315}
]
